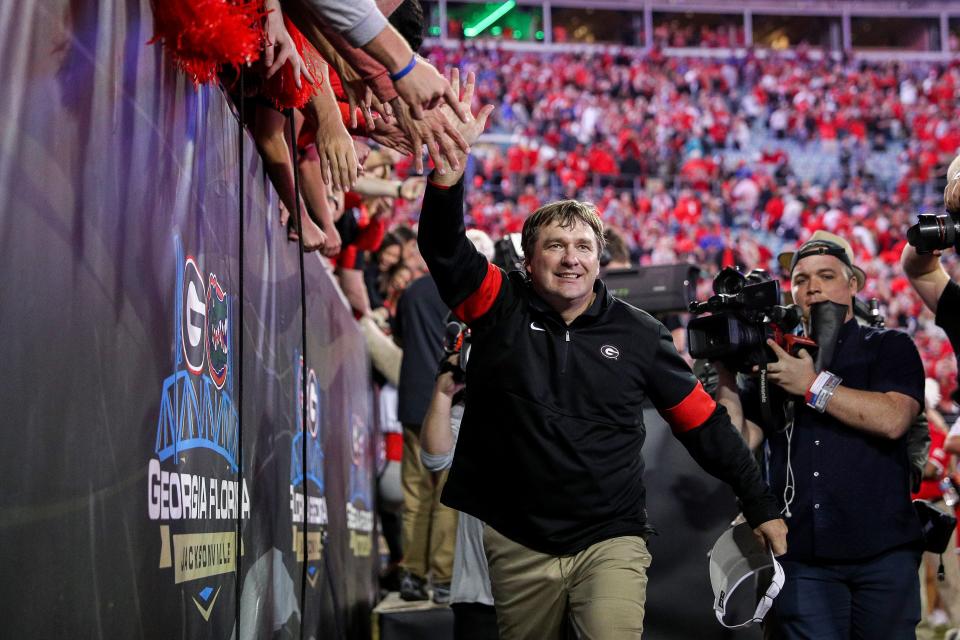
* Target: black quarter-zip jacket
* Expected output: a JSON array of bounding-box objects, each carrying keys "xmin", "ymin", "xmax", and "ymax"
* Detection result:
[{"xmin": 419, "ymin": 178, "xmax": 780, "ymax": 556}]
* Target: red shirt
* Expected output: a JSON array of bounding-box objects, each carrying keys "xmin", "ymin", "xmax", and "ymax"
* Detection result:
[{"xmin": 913, "ymin": 426, "xmax": 950, "ymax": 502}]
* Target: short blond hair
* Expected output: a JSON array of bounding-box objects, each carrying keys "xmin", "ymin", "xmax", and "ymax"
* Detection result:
[{"xmin": 521, "ymin": 200, "xmax": 605, "ymax": 261}]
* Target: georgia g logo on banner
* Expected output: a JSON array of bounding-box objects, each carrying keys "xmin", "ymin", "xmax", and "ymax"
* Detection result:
[{"xmin": 181, "ymin": 257, "xmax": 207, "ymax": 375}]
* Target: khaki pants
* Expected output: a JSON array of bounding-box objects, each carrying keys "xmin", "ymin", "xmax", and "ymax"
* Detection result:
[
  {"xmin": 400, "ymin": 425, "xmax": 458, "ymax": 582},
  {"xmin": 483, "ymin": 525, "xmax": 651, "ymax": 640}
]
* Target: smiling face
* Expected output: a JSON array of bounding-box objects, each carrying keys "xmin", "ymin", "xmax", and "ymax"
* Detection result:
[
  {"xmin": 790, "ymin": 253, "xmax": 857, "ymax": 322},
  {"xmin": 525, "ymin": 219, "xmax": 600, "ymax": 319},
  {"xmin": 378, "ymin": 243, "xmax": 402, "ymax": 272},
  {"xmin": 387, "ymin": 265, "xmax": 412, "ymax": 297}
]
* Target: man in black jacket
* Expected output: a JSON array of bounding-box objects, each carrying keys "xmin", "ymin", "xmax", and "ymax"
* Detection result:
[{"xmin": 419, "ymin": 71, "xmax": 786, "ymax": 639}]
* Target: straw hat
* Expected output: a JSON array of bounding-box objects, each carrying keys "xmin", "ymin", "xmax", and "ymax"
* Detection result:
[{"xmin": 777, "ymin": 230, "xmax": 866, "ymax": 291}]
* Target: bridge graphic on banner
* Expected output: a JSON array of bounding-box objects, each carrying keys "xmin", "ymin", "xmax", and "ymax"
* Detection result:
[
  {"xmin": 155, "ymin": 369, "xmax": 240, "ymax": 472},
  {"xmin": 290, "ymin": 430, "xmax": 324, "ymax": 492},
  {"xmin": 154, "ymin": 238, "xmax": 239, "ymax": 473}
]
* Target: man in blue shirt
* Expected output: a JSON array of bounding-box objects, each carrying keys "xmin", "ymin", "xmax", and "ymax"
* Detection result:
[{"xmin": 716, "ymin": 230, "xmax": 925, "ymax": 639}]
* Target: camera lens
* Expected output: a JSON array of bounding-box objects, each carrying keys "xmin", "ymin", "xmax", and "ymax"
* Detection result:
[
  {"xmin": 713, "ymin": 267, "xmax": 746, "ymax": 295},
  {"xmin": 906, "ymin": 213, "xmax": 960, "ymax": 253}
]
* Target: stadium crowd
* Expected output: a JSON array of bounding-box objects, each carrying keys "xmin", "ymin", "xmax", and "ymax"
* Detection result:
[
  {"xmin": 151, "ymin": 0, "xmax": 960, "ymax": 635},
  {"xmin": 382, "ymin": 47, "xmax": 960, "ymax": 407}
]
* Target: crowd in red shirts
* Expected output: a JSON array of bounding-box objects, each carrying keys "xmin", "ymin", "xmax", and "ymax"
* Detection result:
[{"xmin": 378, "ymin": 47, "xmax": 960, "ymax": 402}]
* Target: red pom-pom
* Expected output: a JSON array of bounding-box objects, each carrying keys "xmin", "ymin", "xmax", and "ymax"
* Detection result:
[{"xmin": 150, "ymin": 0, "xmax": 264, "ymax": 85}]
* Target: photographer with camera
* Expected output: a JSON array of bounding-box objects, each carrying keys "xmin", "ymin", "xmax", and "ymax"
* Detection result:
[
  {"xmin": 901, "ymin": 153, "xmax": 960, "ymax": 374},
  {"xmin": 714, "ymin": 230, "xmax": 926, "ymax": 639},
  {"xmin": 901, "ymin": 154, "xmax": 960, "ymax": 634},
  {"xmin": 419, "ymin": 69, "xmax": 785, "ymax": 640}
]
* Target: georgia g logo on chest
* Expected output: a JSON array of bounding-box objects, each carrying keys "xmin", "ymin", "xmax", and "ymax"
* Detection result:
[{"xmin": 600, "ymin": 345, "xmax": 620, "ymax": 360}]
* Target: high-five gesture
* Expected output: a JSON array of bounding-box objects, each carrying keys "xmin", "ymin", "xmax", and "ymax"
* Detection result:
[
  {"xmin": 430, "ymin": 68, "xmax": 495, "ymax": 187},
  {"xmin": 394, "ymin": 55, "xmax": 467, "ymax": 121},
  {"xmin": 363, "ymin": 26, "xmax": 468, "ymax": 122}
]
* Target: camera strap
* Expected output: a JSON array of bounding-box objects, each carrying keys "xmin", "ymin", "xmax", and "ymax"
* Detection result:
[
  {"xmin": 759, "ymin": 364, "xmax": 798, "ymax": 518},
  {"xmin": 759, "ymin": 364, "xmax": 774, "ymax": 428}
]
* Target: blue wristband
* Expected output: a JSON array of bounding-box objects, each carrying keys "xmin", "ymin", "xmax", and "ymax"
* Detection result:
[{"xmin": 389, "ymin": 55, "xmax": 417, "ymax": 82}]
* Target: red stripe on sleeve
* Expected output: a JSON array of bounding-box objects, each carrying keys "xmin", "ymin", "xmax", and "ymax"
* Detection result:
[
  {"xmin": 427, "ymin": 178, "xmax": 453, "ymax": 190},
  {"xmin": 453, "ymin": 262, "xmax": 503, "ymax": 323},
  {"xmin": 661, "ymin": 382, "xmax": 717, "ymax": 434}
]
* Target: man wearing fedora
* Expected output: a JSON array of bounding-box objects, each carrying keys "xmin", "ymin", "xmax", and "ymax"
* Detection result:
[{"xmin": 715, "ymin": 230, "xmax": 926, "ymax": 639}]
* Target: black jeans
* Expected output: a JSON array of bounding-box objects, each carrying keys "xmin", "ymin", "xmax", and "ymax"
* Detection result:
[
  {"xmin": 452, "ymin": 603, "xmax": 499, "ymax": 640},
  {"xmin": 764, "ymin": 546, "xmax": 922, "ymax": 639}
]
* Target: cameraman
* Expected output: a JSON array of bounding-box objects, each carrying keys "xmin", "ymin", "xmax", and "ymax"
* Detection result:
[
  {"xmin": 715, "ymin": 230, "xmax": 926, "ymax": 639},
  {"xmin": 420, "ymin": 344, "xmax": 499, "ymax": 640},
  {"xmin": 901, "ymin": 154, "xmax": 960, "ymax": 367}
]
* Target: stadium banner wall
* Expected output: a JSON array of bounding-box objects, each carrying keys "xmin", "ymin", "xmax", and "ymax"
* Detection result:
[{"xmin": 0, "ymin": 1, "xmax": 376, "ymax": 638}]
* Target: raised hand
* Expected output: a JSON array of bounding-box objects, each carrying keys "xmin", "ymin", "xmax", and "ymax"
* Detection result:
[
  {"xmin": 262, "ymin": 2, "xmax": 314, "ymax": 88},
  {"xmin": 341, "ymin": 77, "xmax": 375, "ymax": 131},
  {"xmin": 393, "ymin": 55, "xmax": 468, "ymax": 122},
  {"xmin": 303, "ymin": 93, "xmax": 361, "ymax": 193},
  {"xmin": 429, "ymin": 68, "xmax": 495, "ymax": 185},
  {"xmin": 440, "ymin": 68, "xmax": 495, "ymax": 151},
  {"xmin": 368, "ymin": 117, "xmax": 414, "ymax": 156},
  {"xmin": 391, "ymin": 97, "xmax": 469, "ymax": 175}
]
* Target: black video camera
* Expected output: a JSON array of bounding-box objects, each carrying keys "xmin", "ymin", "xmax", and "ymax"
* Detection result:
[
  {"xmin": 440, "ymin": 319, "xmax": 471, "ymax": 384},
  {"xmin": 906, "ymin": 211, "xmax": 960, "ymax": 253},
  {"xmin": 687, "ymin": 267, "xmax": 814, "ymax": 373}
]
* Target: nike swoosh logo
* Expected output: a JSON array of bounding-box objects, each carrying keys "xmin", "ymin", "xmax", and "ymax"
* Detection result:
[{"xmin": 530, "ymin": 322, "xmax": 546, "ymax": 332}]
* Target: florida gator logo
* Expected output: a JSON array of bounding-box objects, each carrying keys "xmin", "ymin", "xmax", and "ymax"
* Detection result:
[{"xmin": 206, "ymin": 274, "xmax": 229, "ymax": 389}]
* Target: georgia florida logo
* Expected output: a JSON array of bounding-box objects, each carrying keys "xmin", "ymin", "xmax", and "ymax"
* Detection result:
[
  {"xmin": 148, "ymin": 240, "xmax": 250, "ymax": 622},
  {"xmin": 290, "ymin": 352, "xmax": 327, "ymax": 588},
  {"xmin": 346, "ymin": 412, "xmax": 374, "ymax": 557}
]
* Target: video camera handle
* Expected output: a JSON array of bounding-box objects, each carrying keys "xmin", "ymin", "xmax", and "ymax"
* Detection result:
[
  {"xmin": 688, "ymin": 293, "xmax": 739, "ymax": 315},
  {"xmin": 760, "ymin": 328, "xmax": 816, "ymax": 430}
]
